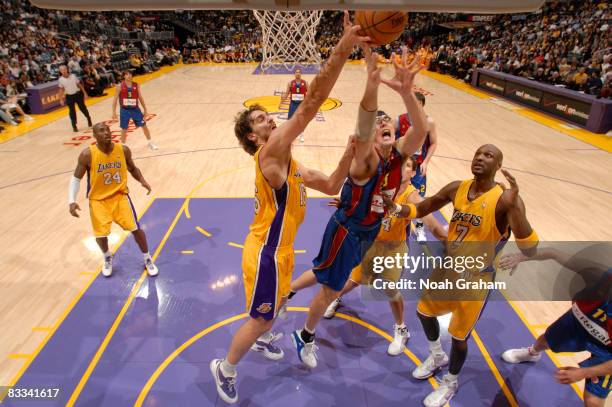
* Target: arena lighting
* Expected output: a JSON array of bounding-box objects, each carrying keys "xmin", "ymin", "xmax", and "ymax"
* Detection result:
[{"xmin": 30, "ymin": 0, "xmax": 544, "ymax": 13}]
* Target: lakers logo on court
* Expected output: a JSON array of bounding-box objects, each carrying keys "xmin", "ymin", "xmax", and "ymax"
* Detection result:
[{"xmin": 244, "ymin": 95, "xmax": 342, "ymax": 121}]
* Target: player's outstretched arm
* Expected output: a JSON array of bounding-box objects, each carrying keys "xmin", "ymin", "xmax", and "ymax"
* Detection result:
[
  {"xmin": 384, "ymin": 180, "xmax": 460, "ymax": 219},
  {"xmin": 421, "ymin": 118, "xmax": 438, "ymax": 176},
  {"xmin": 264, "ymin": 12, "xmax": 369, "ymax": 158},
  {"xmin": 499, "ymin": 169, "xmax": 537, "ymax": 256},
  {"xmin": 68, "ymin": 149, "xmax": 91, "ymax": 218},
  {"xmin": 300, "ymin": 136, "xmax": 355, "ymax": 195},
  {"xmin": 350, "ymin": 46, "xmax": 381, "ymax": 180},
  {"xmin": 382, "ymin": 50, "xmax": 427, "ymax": 157},
  {"xmin": 123, "ymin": 145, "xmax": 151, "ymax": 195}
]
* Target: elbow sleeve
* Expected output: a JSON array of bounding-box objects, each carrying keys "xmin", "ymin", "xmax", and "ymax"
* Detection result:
[{"xmin": 69, "ymin": 176, "xmax": 81, "ymax": 203}]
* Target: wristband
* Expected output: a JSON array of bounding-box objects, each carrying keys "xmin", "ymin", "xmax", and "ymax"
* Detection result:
[{"xmin": 516, "ymin": 229, "xmax": 539, "ymax": 250}]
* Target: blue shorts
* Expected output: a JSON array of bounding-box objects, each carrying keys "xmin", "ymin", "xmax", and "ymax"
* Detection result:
[
  {"xmin": 288, "ymin": 100, "xmax": 301, "ymax": 119},
  {"xmin": 545, "ymin": 309, "xmax": 612, "ymax": 399},
  {"xmin": 120, "ymin": 107, "xmax": 145, "ymax": 130},
  {"xmin": 411, "ymin": 164, "xmax": 427, "ymax": 197},
  {"xmin": 312, "ymin": 217, "xmax": 380, "ymax": 291}
]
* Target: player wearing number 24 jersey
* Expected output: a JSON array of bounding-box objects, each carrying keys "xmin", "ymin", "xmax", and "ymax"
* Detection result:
[{"xmin": 68, "ymin": 122, "xmax": 158, "ymax": 278}]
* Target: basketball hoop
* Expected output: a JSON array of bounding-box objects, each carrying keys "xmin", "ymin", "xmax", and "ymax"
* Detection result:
[{"xmin": 253, "ymin": 10, "xmax": 323, "ymax": 72}]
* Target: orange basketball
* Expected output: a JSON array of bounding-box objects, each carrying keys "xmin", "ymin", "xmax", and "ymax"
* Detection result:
[{"xmin": 355, "ymin": 10, "xmax": 408, "ymax": 46}]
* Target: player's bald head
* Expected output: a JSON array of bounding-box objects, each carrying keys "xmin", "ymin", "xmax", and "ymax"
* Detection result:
[
  {"xmin": 92, "ymin": 122, "xmax": 108, "ymax": 133},
  {"xmin": 478, "ymin": 144, "xmax": 503, "ymax": 166},
  {"xmin": 472, "ymin": 144, "xmax": 503, "ymax": 177}
]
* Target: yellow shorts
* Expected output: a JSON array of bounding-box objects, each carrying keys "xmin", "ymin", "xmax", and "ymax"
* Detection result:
[
  {"xmin": 350, "ymin": 241, "xmax": 408, "ymax": 284},
  {"xmin": 89, "ymin": 193, "xmax": 139, "ymax": 237},
  {"xmin": 242, "ymin": 235, "xmax": 294, "ymax": 321},
  {"xmin": 417, "ymin": 268, "xmax": 491, "ymax": 340}
]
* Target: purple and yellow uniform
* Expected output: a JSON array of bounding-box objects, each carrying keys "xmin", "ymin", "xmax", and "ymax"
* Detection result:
[
  {"xmin": 87, "ymin": 143, "xmax": 139, "ymax": 237},
  {"xmin": 243, "ymin": 147, "xmax": 307, "ymax": 320},
  {"xmin": 418, "ymin": 179, "xmax": 510, "ymax": 340}
]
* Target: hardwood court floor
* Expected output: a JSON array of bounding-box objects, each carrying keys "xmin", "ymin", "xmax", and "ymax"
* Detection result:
[{"xmin": 0, "ymin": 63, "xmax": 610, "ymax": 402}]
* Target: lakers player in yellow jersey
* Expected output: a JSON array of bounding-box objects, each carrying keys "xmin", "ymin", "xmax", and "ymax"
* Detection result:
[
  {"xmin": 68, "ymin": 122, "xmax": 158, "ymax": 278},
  {"xmin": 322, "ymin": 156, "xmax": 447, "ymax": 356},
  {"xmin": 210, "ymin": 13, "xmax": 370, "ymax": 404},
  {"xmin": 383, "ymin": 144, "xmax": 538, "ymax": 407}
]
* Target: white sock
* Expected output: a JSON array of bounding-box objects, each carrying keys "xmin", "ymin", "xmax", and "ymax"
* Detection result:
[
  {"xmin": 220, "ymin": 358, "xmax": 236, "ymax": 377},
  {"xmin": 528, "ymin": 345, "xmax": 541, "ymax": 355},
  {"xmin": 429, "ymin": 339, "xmax": 444, "ymax": 355},
  {"xmin": 143, "ymin": 252, "xmax": 152, "ymax": 261},
  {"xmin": 104, "ymin": 251, "xmax": 112, "ymax": 261},
  {"xmin": 396, "ymin": 322, "xmax": 406, "ymax": 329},
  {"xmin": 444, "ymin": 373, "xmax": 459, "ymax": 383}
]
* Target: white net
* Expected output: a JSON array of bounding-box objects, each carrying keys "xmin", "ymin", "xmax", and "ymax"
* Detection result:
[{"xmin": 253, "ymin": 10, "xmax": 323, "ymax": 72}]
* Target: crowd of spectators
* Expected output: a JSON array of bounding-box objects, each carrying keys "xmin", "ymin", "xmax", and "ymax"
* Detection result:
[
  {"xmin": 424, "ymin": 1, "xmax": 610, "ymax": 98},
  {"xmin": 0, "ymin": 0, "xmax": 609, "ymax": 131},
  {"xmin": 0, "ymin": 0, "xmax": 179, "ymax": 130}
]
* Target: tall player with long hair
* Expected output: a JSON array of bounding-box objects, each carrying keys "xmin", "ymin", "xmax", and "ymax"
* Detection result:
[{"xmin": 209, "ymin": 13, "xmax": 369, "ymax": 404}]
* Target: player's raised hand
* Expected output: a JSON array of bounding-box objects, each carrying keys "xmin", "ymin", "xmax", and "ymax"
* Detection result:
[
  {"xmin": 141, "ymin": 181, "xmax": 152, "ymax": 195},
  {"xmin": 501, "ymin": 168, "xmax": 520, "ymax": 208},
  {"xmin": 69, "ymin": 202, "xmax": 81, "ymax": 218},
  {"xmin": 363, "ymin": 47, "xmax": 381, "ymax": 87},
  {"xmin": 381, "ymin": 53, "xmax": 424, "ymax": 94},
  {"xmin": 342, "ymin": 11, "xmax": 370, "ymax": 46}
]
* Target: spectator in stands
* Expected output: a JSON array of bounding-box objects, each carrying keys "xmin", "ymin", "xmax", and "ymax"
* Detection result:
[
  {"xmin": 92, "ymin": 61, "xmax": 115, "ymax": 88},
  {"xmin": 572, "ymin": 67, "xmax": 589, "ymax": 91},
  {"xmin": 67, "ymin": 55, "xmax": 83, "ymax": 76},
  {"xmin": 1, "ymin": 87, "xmax": 33, "ymax": 124},
  {"xmin": 586, "ymin": 70, "xmax": 603, "ymax": 95},
  {"xmin": 129, "ymin": 53, "xmax": 145, "ymax": 74},
  {"xmin": 83, "ymin": 65, "xmax": 105, "ymax": 97}
]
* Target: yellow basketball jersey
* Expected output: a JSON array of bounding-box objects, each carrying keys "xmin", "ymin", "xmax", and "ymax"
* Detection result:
[
  {"xmin": 377, "ymin": 184, "xmax": 416, "ymax": 242},
  {"xmin": 247, "ymin": 147, "xmax": 306, "ymax": 248},
  {"xmin": 447, "ymin": 179, "xmax": 509, "ymax": 269},
  {"xmin": 88, "ymin": 143, "xmax": 129, "ymax": 201}
]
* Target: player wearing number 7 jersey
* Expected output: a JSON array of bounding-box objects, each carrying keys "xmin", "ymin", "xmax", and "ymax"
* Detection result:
[
  {"xmin": 68, "ymin": 122, "xmax": 158, "ymax": 279},
  {"xmin": 382, "ymin": 144, "xmax": 539, "ymax": 407}
]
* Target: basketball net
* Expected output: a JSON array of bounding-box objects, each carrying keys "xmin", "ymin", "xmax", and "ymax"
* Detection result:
[{"xmin": 253, "ymin": 10, "xmax": 323, "ymax": 72}]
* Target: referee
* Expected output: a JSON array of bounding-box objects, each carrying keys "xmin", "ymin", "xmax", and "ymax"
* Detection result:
[{"xmin": 58, "ymin": 65, "xmax": 92, "ymax": 132}]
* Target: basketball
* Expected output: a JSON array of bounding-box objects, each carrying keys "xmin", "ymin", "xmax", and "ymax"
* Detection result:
[{"xmin": 355, "ymin": 10, "xmax": 408, "ymax": 46}]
